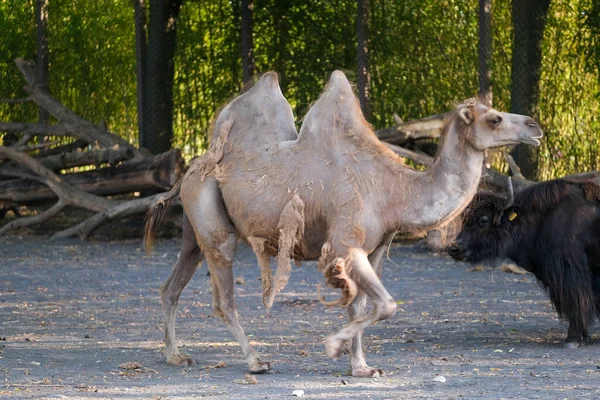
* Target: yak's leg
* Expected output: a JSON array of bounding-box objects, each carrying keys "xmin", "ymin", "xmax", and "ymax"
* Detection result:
[
  {"xmin": 324, "ymin": 248, "xmax": 397, "ymax": 377},
  {"xmin": 347, "ymin": 237, "xmax": 394, "ymax": 377},
  {"xmin": 565, "ymin": 321, "xmax": 584, "ymax": 349},
  {"xmin": 184, "ymin": 178, "xmax": 270, "ymax": 374},
  {"xmin": 160, "ymin": 213, "xmax": 204, "ymax": 366}
]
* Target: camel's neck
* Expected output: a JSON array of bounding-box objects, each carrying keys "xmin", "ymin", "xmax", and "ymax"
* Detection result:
[{"xmin": 387, "ymin": 122, "xmax": 483, "ymax": 231}]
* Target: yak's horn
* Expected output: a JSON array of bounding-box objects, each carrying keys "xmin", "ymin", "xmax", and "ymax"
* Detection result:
[{"xmin": 504, "ymin": 176, "xmax": 515, "ymax": 210}]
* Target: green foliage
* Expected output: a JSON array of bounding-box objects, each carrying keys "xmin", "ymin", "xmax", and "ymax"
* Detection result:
[
  {"xmin": 537, "ymin": 0, "xmax": 600, "ymax": 179},
  {"xmin": 0, "ymin": 0, "xmax": 36, "ymax": 121},
  {"xmin": 0, "ymin": 0, "xmax": 598, "ymax": 177}
]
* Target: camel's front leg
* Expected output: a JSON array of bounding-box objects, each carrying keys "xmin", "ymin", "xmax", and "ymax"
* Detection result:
[
  {"xmin": 324, "ymin": 248, "xmax": 396, "ymax": 377},
  {"xmin": 347, "ymin": 236, "xmax": 394, "ymax": 377}
]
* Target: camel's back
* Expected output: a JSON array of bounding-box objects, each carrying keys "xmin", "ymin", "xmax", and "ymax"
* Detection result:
[{"xmin": 213, "ymin": 71, "xmax": 401, "ymax": 257}]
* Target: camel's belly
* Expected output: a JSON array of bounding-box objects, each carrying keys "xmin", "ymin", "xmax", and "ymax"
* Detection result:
[{"xmin": 220, "ymin": 183, "xmax": 328, "ymax": 261}]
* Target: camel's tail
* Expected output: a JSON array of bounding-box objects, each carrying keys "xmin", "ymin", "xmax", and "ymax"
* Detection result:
[{"xmin": 144, "ymin": 177, "xmax": 184, "ymax": 255}]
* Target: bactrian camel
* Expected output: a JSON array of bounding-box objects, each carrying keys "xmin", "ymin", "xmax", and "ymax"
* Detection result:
[{"xmin": 145, "ymin": 71, "xmax": 543, "ymax": 377}]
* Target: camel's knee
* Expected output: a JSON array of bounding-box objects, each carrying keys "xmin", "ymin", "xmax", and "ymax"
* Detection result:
[
  {"xmin": 217, "ymin": 233, "xmax": 237, "ymax": 262},
  {"xmin": 376, "ymin": 297, "xmax": 397, "ymax": 321}
]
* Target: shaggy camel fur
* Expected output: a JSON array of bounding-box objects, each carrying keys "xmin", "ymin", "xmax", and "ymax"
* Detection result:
[{"xmin": 145, "ymin": 71, "xmax": 543, "ymax": 377}]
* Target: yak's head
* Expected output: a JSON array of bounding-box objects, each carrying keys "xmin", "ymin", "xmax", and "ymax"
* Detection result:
[{"xmin": 447, "ymin": 186, "xmax": 519, "ymax": 263}]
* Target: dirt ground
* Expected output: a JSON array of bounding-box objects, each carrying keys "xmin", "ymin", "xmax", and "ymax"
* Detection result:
[{"xmin": 1, "ymin": 234, "xmax": 600, "ymax": 399}]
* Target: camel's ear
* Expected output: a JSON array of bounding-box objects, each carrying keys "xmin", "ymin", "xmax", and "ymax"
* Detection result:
[{"xmin": 458, "ymin": 106, "xmax": 474, "ymax": 125}]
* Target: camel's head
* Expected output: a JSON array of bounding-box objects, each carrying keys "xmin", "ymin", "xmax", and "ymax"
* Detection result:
[{"xmin": 454, "ymin": 100, "xmax": 543, "ymax": 151}]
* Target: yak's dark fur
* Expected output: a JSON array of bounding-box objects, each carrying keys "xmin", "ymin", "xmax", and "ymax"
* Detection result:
[{"xmin": 448, "ymin": 178, "xmax": 600, "ymax": 347}]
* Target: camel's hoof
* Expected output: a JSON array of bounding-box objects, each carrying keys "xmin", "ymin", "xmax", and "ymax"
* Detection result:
[
  {"xmin": 352, "ymin": 366, "xmax": 385, "ymax": 378},
  {"xmin": 248, "ymin": 361, "xmax": 271, "ymax": 374},
  {"xmin": 324, "ymin": 336, "xmax": 343, "ymax": 360},
  {"xmin": 564, "ymin": 341, "xmax": 580, "ymax": 350},
  {"xmin": 167, "ymin": 354, "xmax": 194, "ymax": 367}
]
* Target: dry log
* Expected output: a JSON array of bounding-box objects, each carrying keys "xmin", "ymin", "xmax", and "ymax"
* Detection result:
[
  {"xmin": 34, "ymin": 139, "xmax": 88, "ymax": 158},
  {"xmin": 0, "ymin": 146, "xmax": 118, "ymax": 236},
  {"xmin": 0, "ymin": 149, "xmax": 184, "ymax": 203},
  {"xmin": 376, "ymin": 112, "xmax": 447, "ymax": 145},
  {"xmin": 36, "ymin": 146, "xmax": 135, "ymax": 171},
  {"xmin": 0, "ymin": 147, "xmax": 114, "ymax": 211}
]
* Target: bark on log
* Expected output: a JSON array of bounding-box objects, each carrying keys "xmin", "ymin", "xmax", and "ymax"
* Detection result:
[
  {"xmin": 36, "ymin": 146, "xmax": 135, "ymax": 171},
  {"xmin": 376, "ymin": 112, "xmax": 447, "ymax": 145},
  {"xmin": 33, "ymin": 140, "xmax": 88, "ymax": 158},
  {"xmin": 0, "ymin": 149, "xmax": 184, "ymax": 203}
]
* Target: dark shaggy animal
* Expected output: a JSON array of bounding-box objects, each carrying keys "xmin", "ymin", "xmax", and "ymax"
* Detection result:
[{"xmin": 448, "ymin": 178, "xmax": 600, "ymax": 348}]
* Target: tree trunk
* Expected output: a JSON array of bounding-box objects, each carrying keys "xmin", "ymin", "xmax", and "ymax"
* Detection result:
[
  {"xmin": 241, "ymin": 0, "xmax": 255, "ymax": 84},
  {"xmin": 35, "ymin": 0, "xmax": 50, "ymax": 124},
  {"xmin": 510, "ymin": 0, "xmax": 551, "ymax": 180},
  {"xmin": 478, "ymin": 0, "xmax": 493, "ymax": 106},
  {"xmin": 357, "ymin": 0, "xmax": 371, "ymax": 120},
  {"xmin": 133, "ymin": 0, "xmax": 147, "ymax": 148},
  {"xmin": 142, "ymin": 0, "xmax": 183, "ymax": 155}
]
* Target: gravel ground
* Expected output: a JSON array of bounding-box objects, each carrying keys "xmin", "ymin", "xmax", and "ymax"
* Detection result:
[{"xmin": 1, "ymin": 234, "xmax": 600, "ymax": 399}]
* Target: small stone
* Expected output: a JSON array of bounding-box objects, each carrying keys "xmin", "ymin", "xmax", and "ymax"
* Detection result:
[
  {"xmin": 292, "ymin": 389, "xmax": 305, "ymax": 397},
  {"xmin": 30, "ymin": 361, "xmax": 41, "ymax": 366},
  {"xmin": 235, "ymin": 276, "xmax": 246, "ymax": 285},
  {"xmin": 341, "ymin": 379, "xmax": 348, "ymax": 385},
  {"xmin": 84, "ymin": 334, "xmax": 92, "ymax": 339},
  {"xmin": 432, "ymin": 375, "xmax": 446, "ymax": 383}
]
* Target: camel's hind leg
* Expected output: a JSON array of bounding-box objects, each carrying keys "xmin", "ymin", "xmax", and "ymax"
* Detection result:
[
  {"xmin": 160, "ymin": 213, "xmax": 204, "ymax": 366},
  {"xmin": 346, "ymin": 237, "xmax": 393, "ymax": 377},
  {"xmin": 324, "ymin": 247, "xmax": 397, "ymax": 377},
  {"xmin": 183, "ymin": 177, "xmax": 270, "ymax": 374}
]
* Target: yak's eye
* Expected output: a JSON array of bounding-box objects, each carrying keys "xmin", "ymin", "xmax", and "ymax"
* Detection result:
[{"xmin": 478, "ymin": 216, "xmax": 490, "ymax": 226}]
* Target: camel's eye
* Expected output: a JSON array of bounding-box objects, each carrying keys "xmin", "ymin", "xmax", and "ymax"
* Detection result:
[
  {"xmin": 488, "ymin": 115, "xmax": 503, "ymax": 128},
  {"xmin": 478, "ymin": 215, "xmax": 490, "ymax": 227}
]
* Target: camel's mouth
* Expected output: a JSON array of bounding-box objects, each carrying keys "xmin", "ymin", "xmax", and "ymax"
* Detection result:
[{"xmin": 518, "ymin": 131, "xmax": 543, "ymax": 147}]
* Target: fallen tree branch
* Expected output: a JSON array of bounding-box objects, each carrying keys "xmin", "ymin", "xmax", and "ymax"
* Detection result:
[
  {"xmin": 33, "ymin": 140, "xmax": 88, "ymax": 158},
  {"xmin": 376, "ymin": 112, "xmax": 447, "ymax": 145},
  {"xmin": 14, "ymin": 139, "xmax": 61, "ymax": 152},
  {"xmin": 0, "ymin": 201, "xmax": 65, "ymax": 236},
  {"xmin": 52, "ymin": 192, "xmax": 169, "ymax": 240},
  {"xmin": 0, "ymin": 146, "xmax": 114, "ymax": 212},
  {"xmin": 0, "ymin": 149, "xmax": 183, "ymax": 203},
  {"xmin": 13, "ymin": 58, "xmax": 149, "ymax": 160},
  {"xmin": 36, "ymin": 146, "xmax": 135, "ymax": 171}
]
